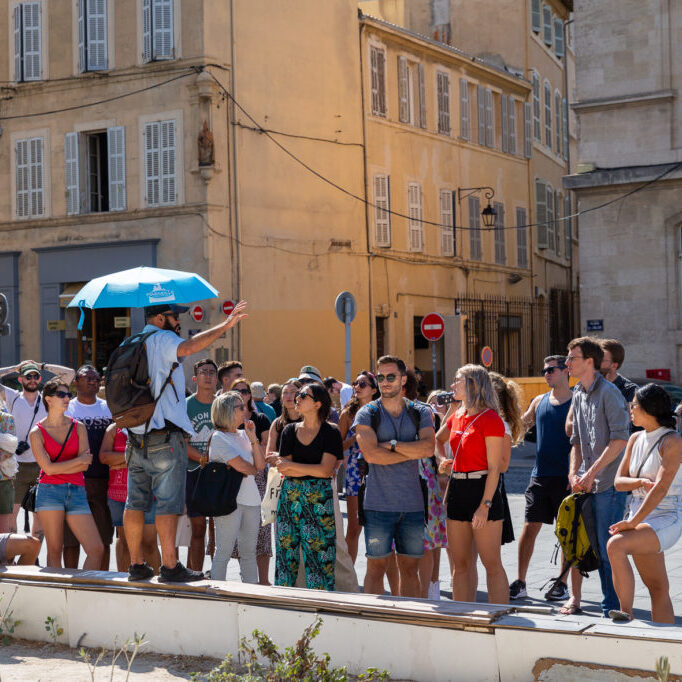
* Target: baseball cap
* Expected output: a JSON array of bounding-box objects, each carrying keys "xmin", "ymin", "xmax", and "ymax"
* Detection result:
[
  {"xmin": 250, "ymin": 381, "xmax": 266, "ymax": 400},
  {"xmin": 19, "ymin": 362, "xmax": 41, "ymax": 376},
  {"xmin": 144, "ymin": 303, "xmax": 190, "ymax": 317},
  {"xmin": 298, "ymin": 365, "xmax": 323, "ymax": 382}
]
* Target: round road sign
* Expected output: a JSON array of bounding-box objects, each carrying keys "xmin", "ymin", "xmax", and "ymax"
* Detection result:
[
  {"xmin": 334, "ymin": 291, "xmax": 357, "ymax": 324},
  {"xmin": 191, "ymin": 305, "xmax": 204, "ymax": 323},
  {"xmin": 481, "ymin": 346, "xmax": 493, "ymax": 367},
  {"xmin": 222, "ymin": 299, "xmax": 235, "ymax": 316},
  {"xmin": 421, "ymin": 313, "xmax": 445, "ymax": 342}
]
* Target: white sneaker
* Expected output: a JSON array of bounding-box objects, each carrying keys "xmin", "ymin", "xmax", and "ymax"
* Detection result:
[{"xmin": 428, "ymin": 580, "xmax": 441, "ymax": 600}]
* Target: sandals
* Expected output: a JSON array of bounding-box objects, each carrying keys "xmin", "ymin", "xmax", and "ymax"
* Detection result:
[
  {"xmin": 559, "ymin": 599, "xmax": 583, "ymax": 615},
  {"xmin": 608, "ymin": 609, "xmax": 632, "ymax": 622}
]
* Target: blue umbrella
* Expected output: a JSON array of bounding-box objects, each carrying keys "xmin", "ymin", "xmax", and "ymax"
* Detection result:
[{"xmin": 67, "ymin": 266, "xmax": 219, "ymax": 329}]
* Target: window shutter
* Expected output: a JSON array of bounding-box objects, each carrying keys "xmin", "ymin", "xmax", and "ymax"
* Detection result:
[
  {"xmin": 22, "ymin": 2, "xmax": 41, "ymax": 82},
  {"xmin": 494, "ymin": 202, "xmax": 505, "ymax": 264},
  {"xmin": 398, "ymin": 56, "xmax": 409, "ymax": 123},
  {"xmin": 477, "ymin": 85, "xmax": 485, "ymax": 144},
  {"xmin": 408, "ymin": 183, "xmax": 423, "ymax": 252},
  {"xmin": 555, "ymin": 91, "xmax": 562, "ymax": 154},
  {"xmin": 160, "ymin": 119, "xmax": 177, "ymax": 205},
  {"xmin": 543, "ymin": 5, "xmax": 552, "ymax": 46},
  {"xmin": 418, "ymin": 63, "xmax": 427, "ymax": 128},
  {"xmin": 531, "ymin": 0, "xmax": 541, "ymax": 32},
  {"xmin": 485, "ymin": 88, "xmax": 494, "ymax": 148},
  {"xmin": 564, "ymin": 194, "xmax": 572, "ymax": 257},
  {"xmin": 509, "ymin": 98, "xmax": 517, "ymax": 154},
  {"xmin": 516, "ymin": 207, "xmax": 528, "ymax": 268},
  {"xmin": 452, "ymin": 190, "xmax": 457, "ymax": 256},
  {"xmin": 544, "ymin": 81, "xmax": 552, "ymax": 147},
  {"xmin": 523, "ymin": 102, "xmax": 532, "ymax": 158},
  {"xmin": 14, "ymin": 5, "xmax": 23, "ymax": 82},
  {"xmin": 370, "ymin": 48, "xmax": 386, "ymax": 116},
  {"xmin": 459, "ymin": 79, "xmax": 470, "ymax": 140},
  {"xmin": 29, "ymin": 137, "xmax": 44, "ymax": 217},
  {"xmin": 78, "ymin": 0, "xmax": 86, "ymax": 72},
  {"xmin": 144, "ymin": 122, "xmax": 160, "ymax": 206},
  {"xmin": 15, "ymin": 140, "xmax": 29, "ymax": 218},
  {"xmin": 554, "ymin": 18, "xmax": 564, "ymax": 57},
  {"xmin": 555, "ymin": 191, "xmax": 562, "ymax": 255},
  {"xmin": 562, "ymin": 98, "xmax": 569, "ymax": 160},
  {"xmin": 373, "ymin": 174, "xmax": 391, "ymax": 247},
  {"xmin": 440, "ymin": 189, "xmax": 454, "ymax": 256},
  {"xmin": 142, "ymin": 0, "xmax": 152, "ymax": 62},
  {"xmin": 107, "ymin": 126, "xmax": 126, "ymax": 211},
  {"xmin": 468, "ymin": 196, "xmax": 481, "ymax": 260},
  {"xmin": 532, "ymin": 72, "xmax": 541, "ymax": 140},
  {"xmin": 64, "ymin": 132, "xmax": 80, "ymax": 216},
  {"xmin": 153, "ymin": 0, "xmax": 173, "ymax": 60},
  {"xmin": 501, "ymin": 95, "xmax": 509, "ymax": 153},
  {"xmin": 535, "ymin": 179, "xmax": 548, "ymax": 249},
  {"xmin": 546, "ymin": 185, "xmax": 555, "ymax": 251},
  {"xmin": 87, "ymin": 0, "xmax": 108, "ymax": 71},
  {"xmin": 437, "ymin": 72, "xmax": 450, "ymax": 135}
]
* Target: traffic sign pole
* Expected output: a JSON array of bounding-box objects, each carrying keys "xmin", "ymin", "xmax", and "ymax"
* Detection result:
[
  {"xmin": 431, "ymin": 341, "xmax": 437, "ymax": 390},
  {"xmin": 335, "ymin": 292, "xmax": 357, "ymax": 386},
  {"xmin": 421, "ymin": 313, "xmax": 445, "ymax": 390},
  {"xmin": 344, "ymin": 297, "xmax": 352, "ymax": 384}
]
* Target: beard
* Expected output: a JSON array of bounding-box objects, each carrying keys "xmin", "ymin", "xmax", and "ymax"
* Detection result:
[
  {"xmin": 380, "ymin": 385, "xmax": 402, "ymax": 399},
  {"xmin": 163, "ymin": 319, "xmax": 181, "ymax": 336}
]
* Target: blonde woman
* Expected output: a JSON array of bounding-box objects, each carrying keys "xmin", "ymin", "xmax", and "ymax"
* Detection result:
[{"xmin": 437, "ymin": 365, "xmax": 509, "ymax": 604}]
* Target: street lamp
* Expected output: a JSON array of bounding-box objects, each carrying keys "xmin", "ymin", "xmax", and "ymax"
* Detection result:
[{"xmin": 457, "ymin": 186, "xmax": 497, "ymax": 229}]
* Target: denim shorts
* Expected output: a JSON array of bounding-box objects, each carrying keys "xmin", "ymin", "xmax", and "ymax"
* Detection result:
[
  {"xmin": 363, "ymin": 509, "xmax": 425, "ymax": 559},
  {"xmin": 108, "ymin": 497, "xmax": 156, "ymax": 527},
  {"xmin": 35, "ymin": 482, "xmax": 91, "ymax": 514},
  {"xmin": 124, "ymin": 431, "xmax": 186, "ymax": 516}
]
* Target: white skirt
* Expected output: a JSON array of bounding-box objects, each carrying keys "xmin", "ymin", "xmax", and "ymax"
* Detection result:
[{"xmin": 627, "ymin": 495, "xmax": 682, "ymax": 552}]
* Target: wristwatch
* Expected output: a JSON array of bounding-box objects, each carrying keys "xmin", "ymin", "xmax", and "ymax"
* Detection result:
[
  {"xmin": 390, "ymin": 439, "xmax": 397, "ymax": 452},
  {"xmin": 483, "ymin": 500, "xmax": 492, "ymax": 508}
]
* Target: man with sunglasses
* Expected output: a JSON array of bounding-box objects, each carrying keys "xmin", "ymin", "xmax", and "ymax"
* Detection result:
[
  {"xmin": 0, "ymin": 359, "xmax": 74, "ymax": 538},
  {"xmin": 354, "ymin": 355, "xmax": 435, "ymax": 598},
  {"xmin": 123, "ymin": 301, "xmax": 247, "ymax": 583},
  {"xmin": 509, "ymin": 355, "xmax": 573, "ymax": 601}
]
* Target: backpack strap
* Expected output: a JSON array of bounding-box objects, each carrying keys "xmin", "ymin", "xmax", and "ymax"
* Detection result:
[{"xmin": 367, "ymin": 399, "xmax": 382, "ymax": 433}]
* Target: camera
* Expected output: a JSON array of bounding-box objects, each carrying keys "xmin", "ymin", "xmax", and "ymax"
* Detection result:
[
  {"xmin": 436, "ymin": 392, "xmax": 458, "ymax": 406},
  {"xmin": 15, "ymin": 440, "xmax": 30, "ymax": 456}
]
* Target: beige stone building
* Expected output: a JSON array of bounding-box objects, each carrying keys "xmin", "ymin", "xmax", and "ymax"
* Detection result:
[{"xmin": 564, "ymin": 0, "xmax": 682, "ymax": 381}]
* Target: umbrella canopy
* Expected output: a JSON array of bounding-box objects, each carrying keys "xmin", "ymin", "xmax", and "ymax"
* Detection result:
[{"xmin": 67, "ymin": 266, "xmax": 219, "ymax": 328}]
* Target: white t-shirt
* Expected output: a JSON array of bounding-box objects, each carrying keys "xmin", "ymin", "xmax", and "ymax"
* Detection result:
[
  {"xmin": 3, "ymin": 387, "xmax": 46, "ymax": 463},
  {"xmin": 339, "ymin": 383, "xmax": 353, "ymax": 409},
  {"xmin": 208, "ymin": 430, "xmax": 261, "ymax": 506}
]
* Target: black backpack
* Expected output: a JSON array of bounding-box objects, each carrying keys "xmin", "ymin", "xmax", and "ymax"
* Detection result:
[{"xmin": 105, "ymin": 330, "xmax": 178, "ymax": 430}]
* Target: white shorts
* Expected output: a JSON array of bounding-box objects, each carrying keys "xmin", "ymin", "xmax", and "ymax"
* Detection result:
[{"xmin": 627, "ymin": 496, "xmax": 682, "ymax": 552}]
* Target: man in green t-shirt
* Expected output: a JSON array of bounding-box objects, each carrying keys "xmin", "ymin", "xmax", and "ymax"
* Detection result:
[{"xmin": 185, "ymin": 358, "xmax": 218, "ymax": 571}]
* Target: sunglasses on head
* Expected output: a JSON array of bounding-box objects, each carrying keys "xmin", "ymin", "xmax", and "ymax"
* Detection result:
[
  {"xmin": 54, "ymin": 391, "xmax": 72, "ymax": 399},
  {"xmin": 541, "ymin": 366, "xmax": 566, "ymax": 375},
  {"xmin": 23, "ymin": 373, "xmax": 40, "ymax": 381},
  {"xmin": 376, "ymin": 373, "xmax": 399, "ymax": 383}
]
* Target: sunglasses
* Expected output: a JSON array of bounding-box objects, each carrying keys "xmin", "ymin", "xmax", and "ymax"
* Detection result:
[
  {"xmin": 23, "ymin": 373, "xmax": 41, "ymax": 381},
  {"xmin": 376, "ymin": 373, "xmax": 399, "ymax": 383},
  {"xmin": 541, "ymin": 366, "xmax": 566, "ymax": 375},
  {"xmin": 353, "ymin": 380, "xmax": 370, "ymax": 389},
  {"xmin": 163, "ymin": 312, "xmax": 179, "ymax": 320},
  {"xmin": 54, "ymin": 391, "xmax": 72, "ymax": 399},
  {"xmin": 236, "ymin": 388, "xmax": 251, "ymax": 395},
  {"xmin": 295, "ymin": 391, "xmax": 313, "ymax": 401}
]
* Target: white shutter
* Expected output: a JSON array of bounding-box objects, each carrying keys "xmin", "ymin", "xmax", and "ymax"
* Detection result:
[
  {"xmin": 15, "ymin": 140, "xmax": 30, "ymax": 218},
  {"xmin": 554, "ymin": 18, "xmax": 564, "ymax": 57},
  {"xmin": 494, "ymin": 202, "xmax": 505, "ymax": 265},
  {"xmin": 418, "ymin": 63, "xmax": 426, "ymax": 128},
  {"xmin": 107, "ymin": 126, "xmax": 126, "ymax": 211},
  {"xmin": 485, "ymin": 88, "xmax": 494, "ymax": 148},
  {"xmin": 477, "ymin": 85, "xmax": 485, "ymax": 144},
  {"xmin": 501, "ymin": 95, "xmax": 509, "ymax": 153},
  {"xmin": 564, "ymin": 195, "xmax": 572, "ymax": 257},
  {"xmin": 516, "ymin": 207, "xmax": 528, "ymax": 268},
  {"xmin": 535, "ymin": 179, "xmax": 548, "ymax": 249},
  {"xmin": 29, "ymin": 137, "xmax": 44, "ymax": 217},
  {"xmin": 469, "ymin": 196, "xmax": 481, "ymax": 260},
  {"xmin": 78, "ymin": 0, "xmax": 86, "ymax": 72},
  {"xmin": 531, "ymin": 0, "xmax": 541, "ymax": 32},
  {"xmin": 555, "ymin": 191, "xmax": 562, "ymax": 255},
  {"xmin": 437, "ymin": 72, "xmax": 450, "ymax": 134},
  {"xmin": 523, "ymin": 101, "xmax": 532, "ymax": 158},
  {"xmin": 440, "ymin": 189, "xmax": 454, "ymax": 256},
  {"xmin": 562, "ymin": 98, "xmax": 569, "ymax": 160},
  {"xmin": 543, "ymin": 5, "xmax": 552, "ymax": 46},
  {"xmin": 373, "ymin": 174, "xmax": 391, "ymax": 247},
  {"xmin": 153, "ymin": 0, "xmax": 173, "ymax": 60},
  {"xmin": 398, "ymin": 56, "xmax": 409, "ymax": 123},
  {"xmin": 459, "ymin": 79, "xmax": 470, "ymax": 140},
  {"xmin": 555, "ymin": 91, "xmax": 562, "ymax": 154},
  {"xmin": 144, "ymin": 122, "xmax": 160, "ymax": 206},
  {"xmin": 544, "ymin": 81, "xmax": 552, "ymax": 147},
  {"xmin": 142, "ymin": 0, "xmax": 152, "ymax": 62},
  {"xmin": 532, "ymin": 72, "xmax": 541, "ymax": 140},
  {"xmin": 408, "ymin": 183, "xmax": 423, "ymax": 252},
  {"xmin": 160, "ymin": 119, "xmax": 177, "ymax": 205},
  {"xmin": 13, "ymin": 5, "xmax": 23, "ymax": 82},
  {"xmin": 64, "ymin": 132, "xmax": 80, "ymax": 215},
  {"xmin": 509, "ymin": 97, "xmax": 517, "ymax": 154},
  {"xmin": 22, "ymin": 2, "xmax": 41, "ymax": 81},
  {"xmin": 87, "ymin": 0, "xmax": 107, "ymax": 71},
  {"xmin": 546, "ymin": 185, "xmax": 555, "ymax": 252},
  {"xmin": 370, "ymin": 47, "xmax": 386, "ymax": 116}
]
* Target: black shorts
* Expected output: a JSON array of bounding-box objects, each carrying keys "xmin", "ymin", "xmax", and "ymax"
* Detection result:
[
  {"xmin": 524, "ymin": 476, "xmax": 569, "ymax": 525},
  {"xmin": 446, "ymin": 476, "xmax": 504, "ymax": 523}
]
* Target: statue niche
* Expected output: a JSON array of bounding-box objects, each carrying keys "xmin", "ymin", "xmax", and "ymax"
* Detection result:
[{"xmin": 198, "ymin": 121, "xmax": 214, "ymax": 167}]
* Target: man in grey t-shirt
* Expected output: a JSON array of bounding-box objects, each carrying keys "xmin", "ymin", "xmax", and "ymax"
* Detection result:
[{"xmin": 355, "ymin": 355, "xmax": 435, "ymax": 598}]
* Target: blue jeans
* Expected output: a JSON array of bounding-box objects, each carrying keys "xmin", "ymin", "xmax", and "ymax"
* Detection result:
[
  {"xmin": 592, "ymin": 486, "xmax": 627, "ymax": 615},
  {"xmin": 363, "ymin": 510, "xmax": 425, "ymax": 559}
]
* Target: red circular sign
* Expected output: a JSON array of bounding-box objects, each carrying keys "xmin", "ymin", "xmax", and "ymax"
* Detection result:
[
  {"xmin": 421, "ymin": 313, "xmax": 445, "ymax": 341},
  {"xmin": 191, "ymin": 305, "xmax": 204, "ymax": 322},
  {"xmin": 222, "ymin": 300, "xmax": 235, "ymax": 316},
  {"xmin": 481, "ymin": 346, "xmax": 493, "ymax": 367}
]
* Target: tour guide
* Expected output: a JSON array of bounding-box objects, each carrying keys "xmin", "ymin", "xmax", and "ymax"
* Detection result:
[{"xmin": 124, "ymin": 300, "xmax": 247, "ymax": 583}]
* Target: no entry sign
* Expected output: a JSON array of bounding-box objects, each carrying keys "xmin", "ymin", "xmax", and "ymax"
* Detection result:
[
  {"xmin": 421, "ymin": 313, "xmax": 445, "ymax": 342},
  {"xmin": 222, "ymin": 300, "xmax": 235, "ymax": 316},
  {"xmin": 191, "ymin": 305, "xmax": 204, "ymax": 322}
]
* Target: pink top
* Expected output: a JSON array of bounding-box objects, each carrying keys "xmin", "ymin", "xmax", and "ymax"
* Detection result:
[
  {"xmin": 37, "ymin": 419, "xmax": 84, "ymax": 486},
  {"xmin": 107, "ymin": 428, "xmax": 128, "ymax": 502}
]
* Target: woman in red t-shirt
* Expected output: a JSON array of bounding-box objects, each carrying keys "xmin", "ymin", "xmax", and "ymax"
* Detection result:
[{"xmin": 437, "ymin": 365, "xmax": 509, "ymax": 604}]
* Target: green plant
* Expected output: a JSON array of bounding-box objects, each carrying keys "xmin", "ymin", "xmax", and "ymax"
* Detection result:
[
  {"xmin": 44, "ymin": 615, "xmax": 64, "ymax": 643},
  {"xmin": 656, "ymin": 656, "xmax": 670, "ymax": 682},
  {"xmin": 0, "ymin": 589, "xmax": 21, "ymax": 645},
  {"xmin": 78, "ymin": 632, "xmax": 148, "ymax": 682},
  {"xmin": 192, "ymin": 617, "xmax": 390, "ymax": 681}
]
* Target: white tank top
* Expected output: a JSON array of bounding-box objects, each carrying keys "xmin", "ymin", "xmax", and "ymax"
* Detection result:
[{"xmin": 629, "ymin": 426, "xmax": 682, "ymax": 498}]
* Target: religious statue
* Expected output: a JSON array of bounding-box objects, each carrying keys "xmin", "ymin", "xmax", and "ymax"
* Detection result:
[{"xmin": 198, "ymin": 120, "xmax": 214, "ymax": 166}]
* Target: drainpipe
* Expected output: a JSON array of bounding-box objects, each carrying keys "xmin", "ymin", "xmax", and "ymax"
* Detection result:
[{"xmin": 563, "ymin": 18, "xmax": 575, "ymax": 336}]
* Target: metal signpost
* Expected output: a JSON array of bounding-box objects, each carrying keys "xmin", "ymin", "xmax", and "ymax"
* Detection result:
[
  {"xmin": 334, "ymin": 291, "xmax": 357, "ymax": 384},
  {"xmin": 421, "ymin": 312, "xmax": 445, "ymax": 390}
]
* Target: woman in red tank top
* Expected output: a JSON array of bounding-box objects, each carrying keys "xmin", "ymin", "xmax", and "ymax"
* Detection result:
[{"xmin": 29, "ymin": 379, "xmax": 104, "ymax": 569}]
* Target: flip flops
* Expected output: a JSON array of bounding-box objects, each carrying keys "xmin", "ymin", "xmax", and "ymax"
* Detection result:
[
  {"xmin": 608, "ymin": 609, "xmax": 632, "ymax": 622},
  {"xmin": 559, "ymin": 599, "xmax": 583, "ymax": 615}
]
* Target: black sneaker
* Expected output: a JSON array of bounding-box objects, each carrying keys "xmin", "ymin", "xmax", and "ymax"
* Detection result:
[
  {"xmin": 509, "ymin": 579, "xmax": 527, "ymax": 600},
  {"xmin": 544, "ymin": 579, "xmax": 569, "ymax": 601},
  {"xmin": 159, "ymin": 561, "xmax": 205, "ymax": 583},
  {"xmin": 128, "ymin": 562, "xmax": 154, "ymax": 581}
]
